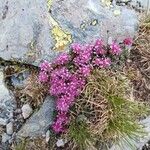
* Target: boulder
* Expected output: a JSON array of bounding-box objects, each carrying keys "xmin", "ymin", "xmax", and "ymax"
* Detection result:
[
  {"xmin": 17, "ymin": 96, "xmax": 55, "ymax": 138},
  {"xmin": 0, "ymin": 0, "xmax": 138, "ymax": 65}
]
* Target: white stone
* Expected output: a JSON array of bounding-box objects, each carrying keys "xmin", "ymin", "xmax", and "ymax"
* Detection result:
[
  {"xmin": 0, "ymin": 118, "xmax": 7, "ymax": 126},
  {"xmin": 21, "ymin": 104, "xmax": 33, "ymax": 119},
  {"xmin": 56, "ymin": 139, "xmax": 65, "ymax": 147},
  {"xmin": 6, "ymin": 122, "xmax": 13, "ymax": 135},
  {"xmin": 45, "ymin": 130, "xmax": 50, "ymax": 143},
  {"xmin": 2, "ymin": 133, "xmax": 11, "ymax": 143}
]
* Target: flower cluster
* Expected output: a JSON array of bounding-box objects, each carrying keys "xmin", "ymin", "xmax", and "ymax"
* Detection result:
[
  {"xmin": 39, "ymin": 37, "xmax": 133, "ymax": 133},
  {"xmin": 123, "ymin": 37, "xmax": 133, "ymax": 46}
]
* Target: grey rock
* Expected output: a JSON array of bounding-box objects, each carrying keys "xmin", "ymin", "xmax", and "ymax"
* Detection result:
[
  {"xmin": 17, "ymin": 96, "xmax": 55, "ymax": 138},
  {"xmin": 0, "ymin": 0, "xmax": 60, "ymax": 65},
  {"xmin": 10, "ymin": 71, "xmax": 30, "ymax": 89},
  {"xmin": 0, "ymin": 70, "xmax": 16, "ymax": 126},
  {"xmin": 21, "ymin": 104, "xmax": 33, "ymax": 119},
  {"xmin": 51, "ymin": 0, "xmax": 138, "ymax": 43},
  {"xmin": 14, "ymin": 109, "xmax": 22, "ymax": 114},
  {"xmin": 2, "ymin": 133, "xmax": 11, "ymax": 143},
  {"xmin": 0, "ymin": 0, "xmax": 139, "ymax": 65},
  {"xmin": 6, "ymin": 122, "xmax": 13, "ymax": 135}
]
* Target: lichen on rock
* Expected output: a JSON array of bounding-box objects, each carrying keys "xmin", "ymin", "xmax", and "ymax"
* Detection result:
[{"xmin": 51, "ymin": 26, "xmax": 72, "ymax": 51}]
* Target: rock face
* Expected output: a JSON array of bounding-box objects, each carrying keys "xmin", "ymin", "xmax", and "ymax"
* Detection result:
[
  {"xmin": 0, "ymin": 70, "xmax": 16, "ymax": 126},
  {"xmin": 17, "ymin": 96, "xmax": 55, "ymax": 138},
  {"xmin": 0, "ymin": 0, "xmax": 59, "ymax": 65},
  {"xmin": 51, "ymin": 0, "xmax": 138, "ymax": 43},
  {"xmin": 0, "ymin": 0, "xmax": 138, "ymax": 65}
]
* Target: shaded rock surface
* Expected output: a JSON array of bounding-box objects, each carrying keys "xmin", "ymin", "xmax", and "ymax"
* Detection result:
[
  {"xmin": 0, "ymin": 69, "xmax": 16, "ymax": 126},
  {"xmin": 17, "ymin": 96, "xmax": 55, "ymax": 138},
  {"xmin": 51, "ymin": 0, "xmax": 138, "ymax": 43},
  {"xmin": 0, "ymin": 0, "xmax": 139, "ymax": 65},
  {"xmin": 130, "ymin": 0, "xmax": 150, "ymax": 10}
]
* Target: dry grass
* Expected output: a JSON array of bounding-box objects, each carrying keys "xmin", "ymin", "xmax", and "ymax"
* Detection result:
[
  {"xmin": 126, "ymin": 15, "xmax": 150, "ymax": 102},
  {"xmin": 68, "ymin": 69, "xmax": 148, "ymax": 149},
  {"xmin": 20, "ymin": 71, "xmax": 48, "ymax": 107},
  {"xmin": 13, "ymin": 138, "xmax": 50, "ymax": 150},
  {"xmin": 71, "ymin": 69, "xmax": 130, "ymax": 135}
]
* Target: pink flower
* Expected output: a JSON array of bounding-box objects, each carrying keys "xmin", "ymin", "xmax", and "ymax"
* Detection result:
[
  {"xmin": 95, "ymin": 48, "xmax": 106, "ymax": 55},
  {"xmin": 123, "ymin": 38, "xmax": 133, "ymax": 46},
  {"xmin": 71, "ymin": 43, "xmax": 82, "ymax": 54},
  {"xmin": 93, "ymin": 58, "xmax": 111, "ymax": 68},
  {"xmin": 39, "ymin": 60, "xmax": 52, "ymax": 72},
  {"xmin": 110, "ymin": 42, "xmax": 122, "ymax": 55},
  {"xmin": 54, "ymin": 53, "xmax": 70, "ymax": 65},
  {"xmin": 102, "ymin": 58, "xmax": 111, "ymax": 67},
  {"xmin": 94, "ymin": 39, "xmax": 103, "ymax": 48},
  {"xmin": 56, "ymin": 97, "xmax": 70, "ymax": 112},
  {"xmin": 94, "ymin": 39, "xmax": 103, "ymax": 51},
  {"xmin": 78, "ymin": 65, "xmax": 91, "ymax": 77},
  {"xmin": 38, "ymin": 71, "xmax": 48, "ymax": 83},
  {"xmin": 49, "ymin": 80, "xmax": 67, "ymax": 95},
  {"xmin": 38, "ymin": 38, "xmax": 131, "ymax": 134},
  {"xmin": 52, "ymin": 121, "xmax": 64, "ymax": 133},
  {"xmin": 56, "ymin": 113, "xmax": 69, "ymax": 125},
  {"xmin": 79, "ymin": 51, "xmax": 92, "ymax": 63}
]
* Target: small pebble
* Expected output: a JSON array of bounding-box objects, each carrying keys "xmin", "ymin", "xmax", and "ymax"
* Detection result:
[
  {"xmin": 9, "ymin": 112, "xmax": 13, "ymax": 119},
  {"xmin": 2, "ymin": 133, "xmax": 11, "ymax": 143},
  {"xmin": 45, "ymin": 130, "xmax": 50, "ymax": 143},
  {"xmin": 56, "ymin": 139, "xmax": 65, "ymax": 147},
  {"xmin": 21, "ymin": 104, "xmax": 33, "ymax": 119},
  {"xmin": 6, "ymin": 122, "xmax": 13, "ymax": 135},
  {"xmin": 9, "ymin": 139, "xmax": 13, "ymax": 144},
  {"xmin": 14, "ymin": 109, "xmax": 22, "ymax": 114},
  {"xmin": 127, "ymin": 59, "xmax": 132, "ymax": 63},
  {"xmin": 0, "ymin": 118, "xmax": 7, "ymax": 126}
]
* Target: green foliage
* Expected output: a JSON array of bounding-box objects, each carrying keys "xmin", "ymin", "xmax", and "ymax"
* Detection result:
[
  {"xmin": 15, "ymin": 140, "xmax": 26, "ymax": 150},
  {"xmin": 70, "ymin": 69, "xmax": 149, "ymax": 149},
  {"xmin": 92, "ymin": 69, "xmax": 149, "ymax": 146},
  {"xmin": 105, "ymin": 95, "xmax": 147, "ymax": 140},
  {"xmin": 68, "ymin": 121, "xmax": 93, "ymax": 150}
]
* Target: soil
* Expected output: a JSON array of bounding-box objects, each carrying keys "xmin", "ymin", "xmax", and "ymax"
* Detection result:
[{"xmin": 127, "ymin": 23, "xmax": 150, "ymax": 103}]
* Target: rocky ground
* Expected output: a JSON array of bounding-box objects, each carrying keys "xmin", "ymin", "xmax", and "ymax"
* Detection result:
[{"xmin": 0, "ymin": 0, "xmax": 150, "ymax": 150}]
